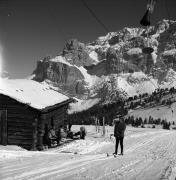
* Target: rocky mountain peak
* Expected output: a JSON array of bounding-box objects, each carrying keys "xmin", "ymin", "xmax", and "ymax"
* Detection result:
[
  {"xmin": 31, "ymin": 19, "xmax": 176, "ymax": 101},
  {"xmin": 62, "ymin": 39, "xmax": 95, "ymax": 67}
]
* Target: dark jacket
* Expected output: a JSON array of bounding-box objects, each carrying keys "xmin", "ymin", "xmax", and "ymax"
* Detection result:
[{"xmin": 114, "ymin": 119, "xmax": 126, "ymax": 138}]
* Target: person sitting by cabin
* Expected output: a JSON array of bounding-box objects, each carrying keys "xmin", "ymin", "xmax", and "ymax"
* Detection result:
[
  {"xmin": 57, "ymin": 125, "xmax": 67, "ymax": 143},
  {"xmin": 68, "ymin": 121, "xmax": 72, "ymax": 132},
  {"xmin": 66, "ymin": 120, "xmax": 73, "ymax": 139},
  {"xmin": 48, "ymin": 126, "xmax": 58, "ymax": 147}
]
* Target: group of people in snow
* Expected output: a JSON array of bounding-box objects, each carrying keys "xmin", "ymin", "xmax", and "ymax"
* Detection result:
[{"xmin": 43, "ymin": 122, "xmax": 87, "ymax": 148}]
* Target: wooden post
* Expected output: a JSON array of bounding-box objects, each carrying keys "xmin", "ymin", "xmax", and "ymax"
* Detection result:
[
  {"xmin": 95, "ymin": 117, "xmax": 98, "ymax": 133},
  {"xmin": 98, "ymin": 119, "xmax": 100, "ymax": 133},
  {"xmin": 31, "ymin": 118, "xmax": 38, "ymax": 150},
  {"xmin": 102, "ymin": 117, "xmax": 105, "ymax": 136},
  {"xmin": 37, "ymin": 115, "xmax": 45, "ymax": 150}
]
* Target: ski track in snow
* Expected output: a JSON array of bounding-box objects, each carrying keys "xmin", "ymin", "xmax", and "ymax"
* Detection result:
[{"xmin": 0, "ymin": 128, "xmax": 176, "ymax": 180}]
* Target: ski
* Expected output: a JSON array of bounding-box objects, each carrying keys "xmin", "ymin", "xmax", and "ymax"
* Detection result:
[
  {"xmin": 106, "ymin": 153, "xmax": 124, "ymax": 157},
  {"xmin": 106, "ymin": 153, "xmax": 118, "ymax": 158}
]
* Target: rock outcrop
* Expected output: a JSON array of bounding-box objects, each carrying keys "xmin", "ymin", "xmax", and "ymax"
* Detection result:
[
  {"xmin": 63, "ymin": 39, "xmax": 95, "ymax": 67},
  {"xmin": 32, "ymin": 56, "xmax": 87, "ymax": 97}
]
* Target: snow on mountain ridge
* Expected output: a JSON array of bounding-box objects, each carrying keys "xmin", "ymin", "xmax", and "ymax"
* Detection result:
[
  {"xmin": 113, "ymin": 72, "xmax": 157, "ymax": 96},
  {"xmin": 50, "ymin": 56, "xmax": 72, "ymax": 66},
  {"xmin": 127, "ymin": 48, "xmax": 142, "ymax": 55},
  {"xmin": 160, "ymin": 68, "xmax": 176, "ymax": 88},
  {"xmin": 75, "ymin": 66, "xmax": 99, "ymax": 87},
  {"xmin": 163, "ymin": 49, "xmax": 176, "ymax": 56},
  {"xmin": 88, "ymin": 51, "xmax": 99, "ymax": 64}
]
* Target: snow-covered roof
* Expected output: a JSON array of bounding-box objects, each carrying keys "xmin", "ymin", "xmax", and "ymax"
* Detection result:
[{"xmin": 0, "ymin": 79, "xmax": 70, "ymax": 110}]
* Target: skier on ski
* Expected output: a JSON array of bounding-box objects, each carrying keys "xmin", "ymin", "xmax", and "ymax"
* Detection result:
[
  {"xmin": 113, "ymin": 115, "xmax": 126, "ymax": 155},
  {"xmin": 80, "ymin": 126, "xmax": 86, "ymax": 139}
]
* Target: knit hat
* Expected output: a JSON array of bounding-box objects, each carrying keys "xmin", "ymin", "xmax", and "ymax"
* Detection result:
[{"xmin": 113, "ymin": 117, "xmax": 120, "ymax": 124}]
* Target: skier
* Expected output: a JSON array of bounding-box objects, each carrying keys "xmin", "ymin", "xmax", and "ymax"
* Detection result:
[
  {"xmin": 113, "ymin": 115, "xmax": 126, "ymax": 156},
  {"xmin": 57, "ymin": 125, "xmax": 66, "ymax": 141},
  {"xmin": 80, "ymin": 126, "xmax": 86, "ymax": 139}
]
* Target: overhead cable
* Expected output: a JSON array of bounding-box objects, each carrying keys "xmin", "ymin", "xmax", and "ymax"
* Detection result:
[{"xmin": 80, "ymin": 0, "xmax": 109, "ymax": 33}]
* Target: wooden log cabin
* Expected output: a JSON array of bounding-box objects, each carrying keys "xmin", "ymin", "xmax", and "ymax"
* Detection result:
[{"xmin": 0, "ymin": 79, "xmax": 73, "ymax": 150}]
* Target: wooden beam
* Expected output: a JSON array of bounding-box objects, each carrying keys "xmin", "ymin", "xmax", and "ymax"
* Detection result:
[
  {"xmin": 41, "ymin": 98, "xmax": 73, "ymax": 113},
  {"xmin": 31, "ymin": 118, "xmax": 38, "ymax": 150},
  {"xmin": 1, "ymin": 110, "xmax": 7, "ymax": 145}
]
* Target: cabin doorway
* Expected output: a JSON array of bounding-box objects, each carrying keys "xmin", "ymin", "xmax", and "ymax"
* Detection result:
[{"xmin": 0, "ymin": 110, "xmax": 7, "ymax": 145}]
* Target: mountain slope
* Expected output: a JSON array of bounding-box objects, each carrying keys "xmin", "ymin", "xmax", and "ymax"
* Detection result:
[{"xmin": 31, "ymin": 19, "xmax": 176, "ymax": 102}]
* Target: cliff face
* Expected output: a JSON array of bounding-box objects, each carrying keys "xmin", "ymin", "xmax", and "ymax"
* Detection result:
[
  {"xmin": 62, "ymin": 39, "xmax": 96, "ymax": 67},
  {"xmin": 32, "ymin": 56, "xmax": 87, "ymax": 97},
  {"xmin": 31, "ymin": 19, "xmax": 176, "ymax": 100}
]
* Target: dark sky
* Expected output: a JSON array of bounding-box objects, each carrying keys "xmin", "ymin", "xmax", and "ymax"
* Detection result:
[{"xmin": 0, "ymin": 0, "xmax": 176, "ymax": 78}]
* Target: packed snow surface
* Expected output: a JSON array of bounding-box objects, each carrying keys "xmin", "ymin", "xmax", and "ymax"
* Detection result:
[
  {"xmin": 0, "ymin": 79, "xmax": 69, "ymax": 110},
  {"xmin": 1, "ymin": 125, "xmax": 176, "ymax": 180}
]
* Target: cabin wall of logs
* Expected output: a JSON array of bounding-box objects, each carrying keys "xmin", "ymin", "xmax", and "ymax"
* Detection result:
[{"xmin": 0, "ymin": 94, "xmax": 70, "ymax": 150}]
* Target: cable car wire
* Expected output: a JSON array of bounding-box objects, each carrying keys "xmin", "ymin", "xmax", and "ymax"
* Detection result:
[{"xmin": 80, "ymin": 0, "xmax": 109, "ymax": 33}]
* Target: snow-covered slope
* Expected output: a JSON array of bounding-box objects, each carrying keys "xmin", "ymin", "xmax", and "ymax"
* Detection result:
[
  {"xmin": 116, "ymin": 72, "xmax": 158, "ymax": 96},
  {"xmin": 128, "ymin": 103, "xmax": 176, "ymax": 123},
  {"xmin": 91, "ymin": 72, "xmax": 158, "ymax": 99},
  {"xmin": 161, "ymin": 69, "xmax": 176, "ymax": 88}
]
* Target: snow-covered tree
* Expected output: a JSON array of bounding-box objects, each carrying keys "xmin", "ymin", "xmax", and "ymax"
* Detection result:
[{"xmin": 91, "ymin": 74, "xmax": 124, "ymax": 105}]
